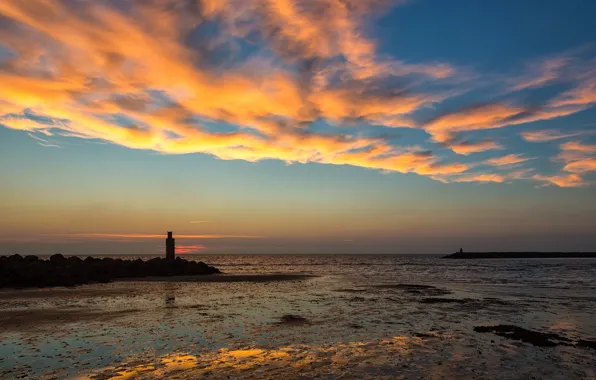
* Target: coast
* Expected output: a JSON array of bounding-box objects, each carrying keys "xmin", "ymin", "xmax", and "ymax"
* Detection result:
[{"xmin": 1, "ymin": 254, "xmax": 595, "ymax": 379}]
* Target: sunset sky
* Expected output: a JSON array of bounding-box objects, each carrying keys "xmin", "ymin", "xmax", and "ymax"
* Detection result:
[{"xmin": 1, "ymin": 0, "xmax": 596, "ymax": 254}]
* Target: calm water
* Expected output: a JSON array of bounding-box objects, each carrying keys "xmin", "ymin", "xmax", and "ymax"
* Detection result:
[
  {"xmin": 205, "ymin": 253, "xmax": 596, "ymax": 297},
  {"xmin": 1, "ymin": 254, "xmax": 595, "ymax": 379}
]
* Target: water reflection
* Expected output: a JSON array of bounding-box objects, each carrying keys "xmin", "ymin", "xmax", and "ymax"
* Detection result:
[
  {"xmin": 78, "ymin": 331, "xmax": 596, "ymax": 379},
  {"xmin": 80, "ymin": 336, "xmax": 416, "ymax": 379},
  {"xmin": 163, "ymin": 283, "xmax": 176, "ymax": 322},
  {"xmin": 2, "ymin": 255, "xmax": 595, "ymax": 379}
]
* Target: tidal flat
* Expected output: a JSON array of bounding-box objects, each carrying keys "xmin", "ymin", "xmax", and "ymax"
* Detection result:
[{"xmin": 1, "ymin": 254, "xmax": 595, "ymax": 379}]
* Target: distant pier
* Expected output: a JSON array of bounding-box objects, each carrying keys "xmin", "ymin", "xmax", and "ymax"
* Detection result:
[{"xmin": 443, "ymin": 252, "xmax": 596, "ymax": 259}]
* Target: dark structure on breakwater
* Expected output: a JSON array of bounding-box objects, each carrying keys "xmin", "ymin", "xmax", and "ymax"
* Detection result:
[
  {"xmin": 443, "ymin": 252, "xmax": 596, "ymax": 259},
  {"xmin": 166, "ymin": 231, "xmax": 175, "ymax": 260}
]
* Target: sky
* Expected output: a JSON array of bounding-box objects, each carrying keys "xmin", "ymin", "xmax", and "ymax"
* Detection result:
[{"xmin": 1, "ymin": 0, "xmax": 596, "ymax": 255}]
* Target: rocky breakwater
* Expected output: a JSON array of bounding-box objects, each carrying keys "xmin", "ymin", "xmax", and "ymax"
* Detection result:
[{"xmin": 0, "ymin": 254, "xmax": 221, "ymax": 288}]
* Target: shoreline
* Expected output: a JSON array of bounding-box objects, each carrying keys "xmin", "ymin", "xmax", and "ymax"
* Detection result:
[
  {"xmin": 115, "ymin": 273, "xmax": 316, "ymax": 283},
  {"xmin": 0, "ymin": 274, "xmax": 316, "ymax": 296}
]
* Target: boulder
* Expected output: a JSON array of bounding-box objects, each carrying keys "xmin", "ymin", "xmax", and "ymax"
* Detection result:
[{"xmin": 49, "ymin": 254, "xmax": 68, "ymax": 266}]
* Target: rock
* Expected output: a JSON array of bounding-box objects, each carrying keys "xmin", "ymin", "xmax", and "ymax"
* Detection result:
[
  {"xmin": 7, "ymin": 254, "xmax": 24, "ymax": 264},
  {"xmin": 49, "ymin": 254, "xmax": 68, "ymax": 266},
  {"xmin": 474, "ymin": 325, "xmax": 572, "ymax": 347},
  {"xmin": 0, "ymin": 256, "xmax": 220, "ymax": 289},
  {"xmin": 279, "ymin": 314, "xmax": 309, "ymax": 324},
  {"xmin": 577, "ymin": 340, "xmax": 596, "ymax": 350},
  {"xmin": 415, "ymin": 332, "xmax": 436, "ymax": 338},
  {"xmin": 67, "ymin": 256, "xmax": 82, "ymax": 265}
]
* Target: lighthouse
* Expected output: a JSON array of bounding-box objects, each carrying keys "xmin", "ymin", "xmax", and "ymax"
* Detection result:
[{"xmin": 166, "ymin": 231, "xmax": 175, "ymax": 260}]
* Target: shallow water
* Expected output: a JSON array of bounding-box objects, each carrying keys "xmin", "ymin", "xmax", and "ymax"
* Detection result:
[{"xmin": 1, "ymin": 254, "xmax": 595, "ymax": 379}]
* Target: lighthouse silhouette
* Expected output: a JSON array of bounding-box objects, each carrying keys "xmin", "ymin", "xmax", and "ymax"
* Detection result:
[{"xmin": 166, "ymin": 232, "xmax": 175, "ymax": 260}]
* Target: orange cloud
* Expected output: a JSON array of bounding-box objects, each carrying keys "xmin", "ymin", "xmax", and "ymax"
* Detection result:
[
  {"xmin": 484, "ymin": 154, "xmax": 531, "ymax": 166},
  {"xmin": 557, "ymin": 141, "xmax": 596, "ymax": 174},
  {"xmin": 448, "ymin": 140, "xmax": 503, "ymax": 155},
  {"xmin": 560, "ymin": 141, "xmax": 596, "ymax": 154},
  {"xmin": 553, "ymin": 77, "xmax": 596, "ymax": 108},
  {"xmin": 563, "ymin": 160, "xmax": 596, "ymax": 174},
  {"xmin": 432, "ymin": 167, "xmax": 536, "ymax": 184},
  {"xmin": 435, "ymin": 173, "xmax": 506, "ymax": 184},
  {"xmin": 200, "ymin": 0, "xmax": 451, "ymax": 82},
  {"xmin": 521, "ymin": 129, "xmax": 584, "ymax": 143},
  {"xmin": 0, "ymin": 0, "xmax": 594, "ymax": 187},
  {"xmin": 507, "ymin": 169, "xmax": 534, "ymax": 180},
  {"xmin": 527, "ymin": 140, "xmax": 596, "ymax": 188},
  {"xmin": 424, "ymin": 102, "xmax": 585, "ymax": 149},
  {"xmin": 424, "ymin": 103, "xmax": 525, "ymax": 143},
  {"xmin": 0, "ymin": 0, "xmax": 470, "ymax": 181},
  {"xmin": 510, "ymin": 57, "xmax": 570, "ymax": 91},
  {"xmin": 176, "ymin": 244, "xmax": 207, "ymax": 254},
  {"xmin": 533, "ymin": 173, "xmax": 587, "ymax": 188},
  {"xmin": 454, "ymin": 173, "xmax": 506, "ymax": 183}
]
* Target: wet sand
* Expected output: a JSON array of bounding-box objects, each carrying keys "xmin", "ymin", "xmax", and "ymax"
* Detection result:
[
  {"xmin": 1, "ymin": 256, "xmax": 595, "ymax": 379},
  {"xmin": 0, "ymin": 274, "xmax": 315, "ymax": 333},
  {"xmin": 0, "ymin": 274, "xmax": 314, "ymax": 300},
  {"xmin": 0, "ymin": 308, "xmax": 140, "ymax": 331},
  {"xmin": 116, "ymin": 273, "xmax": 316, "ymax": 283},
  {"xmin": 75, "ymin": 334, "xmax": 596, "ymax": 380}
]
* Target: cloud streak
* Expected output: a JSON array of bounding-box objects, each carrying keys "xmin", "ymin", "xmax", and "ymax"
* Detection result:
[
  {"xmin": 42, "ymin": 233, "xmax": 262, "ymax": 241},
  {"xmin": 531, "ymin": 141, "xmax": 596, "ymax": 188},
  {"xmin": 557, "ymin": 141, "xmax": 596, "ymax": 174},
  {"xmin": 521, "ymin": 130, "xmax": 585, "ymax": 143},
  {"xmin": 510, "ymin": 57, "xmax": 570, "ymax": 91},
  {"xmin": 533, "ymin": 173, "xmax": 587, "ymax": 188},
  {"xmin": 424, "ymin": 102, "xmax": 586, "ymax": 149},
  {"xmin": 176, "ymin": 244, "xmax": 207, "ymax": 254},
  {"xmin": 484, "ymin": 154, "xmax": 531, "ymax": 167}
]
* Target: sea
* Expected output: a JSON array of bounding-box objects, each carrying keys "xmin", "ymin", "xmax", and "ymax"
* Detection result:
[{"xmin": 1, "ymin": 254, "xmax": 595, "ymax": 379}]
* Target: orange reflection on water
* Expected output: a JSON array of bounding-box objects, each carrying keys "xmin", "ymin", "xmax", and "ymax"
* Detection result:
[
  {"xmin": 160, "ymin": 354, "xmax": 198, "ymax": 371},
  {"xmin": 201, "ymin": 347, "xmax": 292, "ymax": 373},
  {"xmin": 78, "ymin": 363, "xmax": 156, "ymax": 380},
  {"xmin": 74, "ymin": 354, "xmax": 198, "ymax": 380},
  {"xmin": 81, "ymin": 336, "xmax": 417, "ymax": 379}
]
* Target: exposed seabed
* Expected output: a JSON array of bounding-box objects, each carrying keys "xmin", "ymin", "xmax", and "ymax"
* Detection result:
[{"xmin": 0, "ymin": 269, "xmax": 595, "ymax": 379}]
